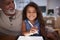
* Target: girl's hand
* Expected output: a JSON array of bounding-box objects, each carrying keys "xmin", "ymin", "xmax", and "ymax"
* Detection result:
[
  {"xmin": 30, "ymin": 27, "xmax": 38, "ymax": 33},
  {"xmin": 24, "ymin": 27, "xmax": 38, "ymax": 36}
]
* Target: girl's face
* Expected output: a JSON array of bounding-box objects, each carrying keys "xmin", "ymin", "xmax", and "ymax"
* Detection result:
[{"xmin": 26, "ymin": 6, "xmax": 37, "ymax": 21}]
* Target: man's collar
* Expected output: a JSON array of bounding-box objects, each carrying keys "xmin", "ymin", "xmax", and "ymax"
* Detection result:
[{"xmin": 0, "ymin": 9, "xmax": 22, "ymax": 19}]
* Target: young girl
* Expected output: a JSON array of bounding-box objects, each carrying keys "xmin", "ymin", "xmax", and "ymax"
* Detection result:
[{"xmin": 22, "ymin": 2, "xmax": 47, "ymax": 39}]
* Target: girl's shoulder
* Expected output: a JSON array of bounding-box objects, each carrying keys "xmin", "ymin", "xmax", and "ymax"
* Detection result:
[{"xmin": 24, "ymin": 19, "xmax": 28, "ymax": 23}]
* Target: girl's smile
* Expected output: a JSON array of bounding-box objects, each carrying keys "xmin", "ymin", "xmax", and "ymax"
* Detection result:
[{"xmin": 26, "ymin": 6, "xmax": 37, "ymax": 21}]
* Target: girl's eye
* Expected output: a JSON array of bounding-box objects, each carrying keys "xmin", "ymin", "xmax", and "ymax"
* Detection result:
[
  {"xmin": 27, "ymin": 11, "xmax": 31, "ymax": 13},
  {"xmin": 28, "ymin": 12, "xmax": 31, "ymax": 13},
  {"xmin": 33, "ymin": 11, "xmax": 37, "ymax": 13}
]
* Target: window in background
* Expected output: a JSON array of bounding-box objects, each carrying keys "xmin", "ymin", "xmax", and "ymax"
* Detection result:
[
  {"xmin": 47, "ymin": 9, "xmax": 54, "ymax": 16},
  {"xmin": 39, "ymin": 6, "xmax": 46, "ymax": 16},
  {"xmin": 14, "ymin": 0, "xmax": 30, "ymax": 10},
  {"xmin": 14, "ymin": 0, "xmax": 47, "ymax": 16}
]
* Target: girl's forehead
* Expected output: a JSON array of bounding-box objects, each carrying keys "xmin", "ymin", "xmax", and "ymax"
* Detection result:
[
  {"xmin": 27, "ymin": 6, "xmax": 36, "ymax": 10},
  {"xmin": 27, "ymin": 6, "xmax": 35, "ymax": 8}
]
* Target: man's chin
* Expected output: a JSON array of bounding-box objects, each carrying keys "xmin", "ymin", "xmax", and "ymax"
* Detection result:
[
  {"xmin": 5, "ymin": 13, "xmax": 16, "ymax": 16},
  {"xmin": 9, "ymin": 13, "xmax": 15, "ymax": 15}
]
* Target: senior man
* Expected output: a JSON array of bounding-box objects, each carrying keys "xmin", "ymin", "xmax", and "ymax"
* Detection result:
[{"xmin": 0, "ymin": 0, "xmax": 22, "ymax": 36}]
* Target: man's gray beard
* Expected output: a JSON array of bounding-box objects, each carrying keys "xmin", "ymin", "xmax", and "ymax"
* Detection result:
[{"xmin": 5, "ymin": 9, "xmax": 15, "ymax": 15}]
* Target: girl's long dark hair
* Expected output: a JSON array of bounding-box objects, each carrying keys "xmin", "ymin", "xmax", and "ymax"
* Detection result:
[{"xmin": 22, "ymin": 2, "xmax": 47, "ymax": 39}]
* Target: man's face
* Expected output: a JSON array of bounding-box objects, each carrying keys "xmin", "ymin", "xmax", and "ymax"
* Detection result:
[{"xmin": 0, "ymin": 0, "xmax": 15, "ymax": 15}]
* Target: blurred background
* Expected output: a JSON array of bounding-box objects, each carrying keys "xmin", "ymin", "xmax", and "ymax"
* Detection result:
[
  {"xmin": 0, "ymin": 0, "xmax": 60, "ymax": 40},
  {"xmin": 14, "ymin": 0, "xmax": 60, "ymax": 36}
]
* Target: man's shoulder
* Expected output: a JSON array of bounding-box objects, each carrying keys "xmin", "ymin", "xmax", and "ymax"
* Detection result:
[
  {"xmin": 15, "ymin": 9, "xmax": 22, "ymax": 18},
  {"xmin": 15, "ymin": 9, "xmax": 22, "ymax": 13},
  {"xmin": 0, "ymin": 10, "xmax": 2, "ymax": 13},
  {"xmin": 0, "ymin": 10, "xmax": 2, "ymax": 17},
  {"xmin": 15, "ymin": 9, "xmax": 22, "ymax": 15}
]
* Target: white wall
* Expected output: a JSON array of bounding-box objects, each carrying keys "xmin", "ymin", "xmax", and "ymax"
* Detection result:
[
  {"xmin": 47, "ymin": 0, "xmax": 60, "ymax": 16},
  {"xmin": 47, "ymin": 0, "xmax": 60, "ymax": 9},
  {"xmin": 14, "ymin": 0, "xmax": 47, "ymax": 10},
  {"xmin": 31, "ymin": 0, "xmax": 47, "ymax": 6},
  {"xmin": 14, "ymin": 0, "xmax": 30, "ymax": 10}
]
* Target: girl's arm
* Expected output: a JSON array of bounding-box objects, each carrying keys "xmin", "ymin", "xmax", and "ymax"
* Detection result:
[
  {"xmin": 21, "ymin": 21, "xmax": 30, "ymax": 36},
  {"xmin": 21, "ymin": 21, "xmax": 38, "ymax": 36}
]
